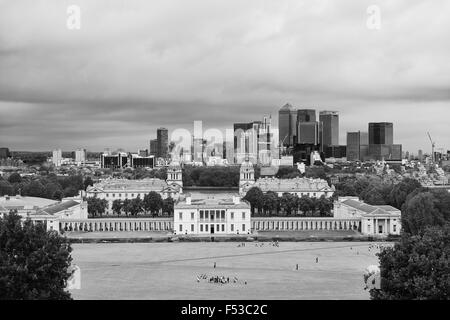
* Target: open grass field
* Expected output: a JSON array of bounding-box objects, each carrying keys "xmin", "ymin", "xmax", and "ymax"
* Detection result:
[{"xmin": 69, "ymin": 241, "xmax": 390, "ymax": 300}]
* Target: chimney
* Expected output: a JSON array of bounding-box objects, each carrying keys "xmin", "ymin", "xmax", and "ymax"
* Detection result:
[
  {"xmin": 233, "ymin": 196, "xmax": 240, "ymax": 204},
  {"xmin": 186, "ymin": 196, "xmax": 191, "ymax": 205}
]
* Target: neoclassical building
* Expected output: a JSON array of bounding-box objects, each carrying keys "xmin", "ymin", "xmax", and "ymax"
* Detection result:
[
  {"xmin": 0, "ymin": 195, "xmax": 88, "ymax": 232},
  {"xmin": 85, "ymin": 163, "xmax": 183, "ymax": 214},
  {"xmin": 334, "ymin": 197, "xmax": 401, "ymax": 236},
  {"xmin": 239, "ymin": 160, "xmax": 335, "ymax": 198},
  {"xmin": 174, "ymin": 195, "xmax": 251, "ymax": 235}
]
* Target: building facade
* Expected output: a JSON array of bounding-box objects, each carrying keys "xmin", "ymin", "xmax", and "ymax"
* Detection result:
[
  {"xmin": 157, "ymin": 128, "xmax": 169, "ymax": 159},
  {"xmin": 86, "ymin": 163, "xmax": 183, "ymax": 214},
  {"xmin": 334, "ymin": 197, "xmax": 401, "ymax": 236},
  {"xmin": 347, "ymin": 131, "xmax": 369, "ymax": 161},
  {"xmin": 174, "ymin": 195, "xmax": 251, "ymax": 235},
  {"xmin": 239, "ymin": 159, "xmax": 335, "ymax": 197},
  {"xmin": 0, "ymin": 195, "xmax": 88, "ymax": 232},
  {"xmin": 319, "ymin": 111, "xmax": 339, "ymax": 147}
]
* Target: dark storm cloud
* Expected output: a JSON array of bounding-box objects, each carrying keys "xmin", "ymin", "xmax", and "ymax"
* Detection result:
[{"xmin": 0, "ymin": 0, "xmax": 449, "ymax": 151}]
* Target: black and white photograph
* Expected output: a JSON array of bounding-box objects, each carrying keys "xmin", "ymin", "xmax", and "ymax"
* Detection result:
[{"xmin": 0, "ymin": 0, "xmax": 449, "ymax": 307}]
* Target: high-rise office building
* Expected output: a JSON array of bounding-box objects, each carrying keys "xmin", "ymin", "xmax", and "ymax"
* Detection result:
[
  {"xmin": 278, "ymin": 103, "xmax": 297, "ymax": 147},
  {"xmin": 347, "ymin": 131, "xmax": 369, "ymax": 161},
  {"xmin": 418, "ymin": 149, "xmax": 423, "ymax": 162},
  {"xmin": 297, "ymin": 122, "xmax": 323, "ymax": 145},
  {"xmin": 369, "ymin": 123, "xmax": 394, "ymax": 145},
  {"xmin": 149, "ymin": 139, "xmax": 158, "ymax": 156},
  {"xmin": 0, "ymin": 148, "xmax": 9, "ymax": 159},
  {"xmin": 75, "ymin": 148, "xmax": 86, "ymax": 166},
  {"xmin": 156, "ymin": 128, "xmax": 169, "ymax": 159},
  {"xmin": 368, "ymin": 123, "xmax": 401, "ymax": 160},
  {"xmin": 319, "ymin": 111, "xmax": 339, "ymax": 147},
  {"xmin": 52, "ymin": 149, "xmax": 62, "ymax": 167},
  {"xmin": 234, "ymin": 116, "xmax": 273, "ymax": 165},
  {"xmin": 297, "ymin": 109, "xmax": 316, "ymax": 123}
]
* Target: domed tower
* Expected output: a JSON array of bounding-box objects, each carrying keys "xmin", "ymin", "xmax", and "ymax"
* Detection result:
[
  {"xmin": 167, "ymin": 161, "xmax": 183, "ymax": 193},
  {"xmin": 239, "ymin": 158, "xmax": 255, "ymax": 196}
]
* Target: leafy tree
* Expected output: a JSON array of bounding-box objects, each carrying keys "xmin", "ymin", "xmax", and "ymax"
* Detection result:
[
  {"xmin": 112, "ymin": 199, "xmax": 122, "ymax": 216},
  {"xmin": 129, "ymin": 196, "xmax": 143, "ymax": 216},
  {"xmin": 162, "ymin": 197, "xmax": 175, "ymax": 216},
  {"xmin": 143, "ymin": 192, "xmax": 163, "ymax": 216},
  {"xmin": 262, "ymin": 191, "xmax": 278, "ymax": 216},
  {"xmin": 87, "ymin": 197, "xmax": 108, "ymax": 217},
  {"xmin": 0, "ymin": 180, "xmax": 13, "ymax": 196},
  {"xmin": 371, "ymin": 224, "xmax": 450, "ymax": 300},
  {"xmin": 83, "ymin": 177, "xmax": 94, "ymax": 191},
  {"xmin": 7, "ymin": 173, "xmax": 22, "ymax": 184},
  {"xmin": 402, "ymin": 192, "xmax": 445, "ymax": 235},
  {"xmin": 298, "ymin": 195, "xmax": 314, "ymax": 216},
  {"xmin": 24, "ymin": 180, "xmax": 45, "ymax": 197},
  {"xmin": 243, "ymin": 187, "xmax": 264, "ymax": 214},
  {"xmin": 280, "ymin": 193, "xmax": 297, "ymax": 216},
  {"xmin": 317, "ymin": 196, "xmax": 333, "ymax": 217},
  {"xmin": 388, "ymin": 178, "xmax": 422, "ymax": 209},
  {"xmin": 122, "ymin": 199, "xmax": 131, "ymax": 216},
  {"xmin": 0, "ymin": 211, "xmax": 73, "ymax": 300},
  {"xmin": 44, "ymin": 183, "xmax": 64, "ymax": 201}
]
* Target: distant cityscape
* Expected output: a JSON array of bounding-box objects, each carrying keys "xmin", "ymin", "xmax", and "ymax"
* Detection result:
[{"xmin": 1, "ymin": 103, "xmax": 449, "ymax": 171}]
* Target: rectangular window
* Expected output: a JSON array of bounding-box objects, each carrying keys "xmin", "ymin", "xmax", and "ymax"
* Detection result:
[
  {"xmin": 191, "ymin": 212, "xmax": 194, "ymax": 220},
  {"xmin": 221, "ymin": 224, "xmax": 224, "ymax": 232},
  {"xmin": 205, "ymin": 224, "xmax": 209, "ymax": 232},
  {"xmin": 179, "ymin": 212, "xmax": 182, "ymax": 220},
  {"xmin": 393, "ymin": 225, "xmax": 397, "ymax": 233},
  {"xmin": 191, "ymin": 224, "xmax": 194, "ymax": 232},
  {"xmin": 221, "ymin": 211, "xmax": 225, "ymax": 219},
  {"xmin": 112, "ymin": 193, "xmax": 115, "ymax": 197},
  {"xmin": 216, "ymin": 224, "xmax": 219, "ymax": 232},
  {"xmin": 200, "ymin": 210, "xmax": 204, "ymax": 219},
  {"xmin": 216, "ymin": 210, "xmax": 220, "ymax": 220},
  {"xmin": 106, "ymin": 193, "xmax": 109, "ymax": 197},
  {"xmin": 242, "ymin": 224, "xmax": 246, "ymax": 232},
  {"xmin": 200, "ymin": 224, "xmax": 203, "ymax": 232},
  {"xmin": 231, "ymin": 212, "xmax": 234, "ymax": 219},
  {"xmin": 119, "ymin": 193, "xmax": 121, "ymax": 197},
  {"xmin": 179, "ymin": 224, "xmax": 182, "ymax": 232},
  {"xmin": 242, "ymin": 212, "xmax": 246, "ymax": 219},
  {"xmin": 230, "ymin": 224, "xmax": 234, "ymax": 232},
  {"xmin": 131, "ymin": 193, "xmax": 134, "ymax": 197}
]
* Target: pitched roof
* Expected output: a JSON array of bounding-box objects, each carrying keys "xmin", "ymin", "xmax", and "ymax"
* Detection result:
[
  {"xmin": 37, "ymin": 200, "xmax": 80, "ymax": 215},
  {"xmin": 341, "ymin": 199, "xmax": 400, "ymax": 215}
]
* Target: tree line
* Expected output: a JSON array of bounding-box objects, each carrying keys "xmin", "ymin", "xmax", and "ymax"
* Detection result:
[
  {"xmin": 243, "ymin": 187, "xmax": 333, "ymax": 217},
  {"xmin": 86, "ymin": 191, "xmax": 174, "ymax": 218},
  {"xmin": 0, "ymin": 173, "xmax": 93, "ymax": 200}
]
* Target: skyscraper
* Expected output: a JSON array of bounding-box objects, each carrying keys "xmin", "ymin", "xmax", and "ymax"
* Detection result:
[
  {"xmin": 278, "ymin": 103, "xmax": 297, "ymax": 147},
  {"xmin": 0, "ymin": 148, "xmax": 9, "ymax": 159},
  {"xmin": 319, "ymin": 111, "xmax": 339, "ymax": 147},
  {"xmin": 149, "ymin": 139, "xmax": 158, "ymax": 156},
  {"xmin": 368, "ymin": 122, "xmax": 401, "ymax": 160},
  {"xmin": 347, "ymin": 131, "xmax": 369, "ymax": 161},
  {"xmin": 369, "ymin": 123, "xmax": 393, "ymax": 145},
  {"xmin": 157, "ymin": 128, "xmax": 169, "ymax": 159},
  {"xmin": 297, "ymin": 109, "xmax": 316, "ymax": 123},
  {"xmin": 52, "ymin": 149, "xmax": 62, "ymax": 167},
  {"xmin": 75, "ymin": 148, "xmax": 86, "ymax": 166}
]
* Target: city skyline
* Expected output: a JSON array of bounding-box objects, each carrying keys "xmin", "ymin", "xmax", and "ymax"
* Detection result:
[{"xmin": 1, "ymin": 0, "xmax": 449, "ymax": 153}]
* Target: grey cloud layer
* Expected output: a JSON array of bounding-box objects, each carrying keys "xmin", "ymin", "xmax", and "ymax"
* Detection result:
[{"xmin": 0, "ymin": 0, "xmax": 449, "ymax": 151}]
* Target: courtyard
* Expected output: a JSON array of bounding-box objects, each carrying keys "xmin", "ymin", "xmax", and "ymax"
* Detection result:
[{"xmin": 69, "ymin": 241, "xmax": 389, "ymax": 300}]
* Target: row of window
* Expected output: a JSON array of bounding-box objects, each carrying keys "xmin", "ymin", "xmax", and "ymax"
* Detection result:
[
  {"xmin": 178, "ymin": 211, "xmax": 247, "ymax": 220},
  {"xmin": 179, "ymin": 224, "xmax": 246, "ymax": 232}
]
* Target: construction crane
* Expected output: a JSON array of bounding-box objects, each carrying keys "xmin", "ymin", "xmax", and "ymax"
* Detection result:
[{"xmin": 427, "ymin": 132, "xmax": 436, "ymax": 163}]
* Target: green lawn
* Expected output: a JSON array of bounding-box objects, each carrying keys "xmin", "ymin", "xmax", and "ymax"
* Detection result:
[{"xmin": 69, "ymin": 242, "xmax": 388, "ymax": 300}]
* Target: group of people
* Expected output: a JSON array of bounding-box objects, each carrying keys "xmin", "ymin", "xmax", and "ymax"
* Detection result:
[
  {"xmin": 197, "ymin": 274, "xmax": 247, "ymax": 285},
  {"xmin": 236, "ymin": 240, "xmax": 280, "ymax": 248}
]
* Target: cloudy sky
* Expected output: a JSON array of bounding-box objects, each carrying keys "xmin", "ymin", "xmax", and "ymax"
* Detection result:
[{"xmin": 0, "ymin": 0, "xmax": 449, "ymax": 153}]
